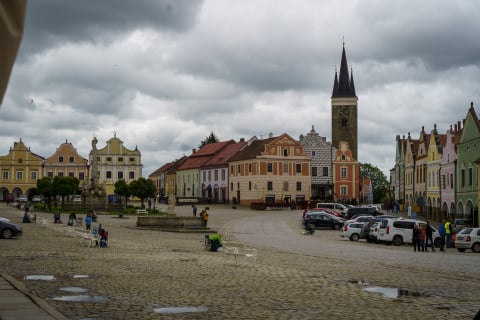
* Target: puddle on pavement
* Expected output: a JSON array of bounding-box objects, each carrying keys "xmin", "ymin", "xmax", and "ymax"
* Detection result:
[
  {"xmin": 25, "ymin": 275, "xmax": 56, "ymax": 281},
  {"xmin": 153, "ymin": 306, "xmax": 208, "ymax": 314},
  {"xmin": 73, "ymin": 275, "xmax": 90, "ymax": 279},
  {"xmin": 364, "ymin": 286, "xmax": 401, "ymax": 298},
  {"xmin": 51, "ymin": 295, "xmax": 108, "ymax": 302},
  {"xmin": 60, "ymin": 287, "xmax": 88, "ymax": 293}
]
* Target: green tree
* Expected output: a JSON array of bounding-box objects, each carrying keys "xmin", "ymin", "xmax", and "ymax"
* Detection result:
[
  {"xmin": 37, "ymin": 177, "xmax": 54, "ymax": 209},
  {"xmin": 52, "ymin": 176, "xmax": 80, "ymax": 208},
  {"xmin": 129, "ymin": 177, "xmax": 156, "ymax": 209},
  {"xmin": 114, "ymin": 179, "xmax": 131, "ymax": 213},
  {"xmin": 360, "ymin": 163, "xmax": 389, "ymax": 204},
  {"xmin": 199, "ymin": 131, "xmax": 219, "ymax": 148}
]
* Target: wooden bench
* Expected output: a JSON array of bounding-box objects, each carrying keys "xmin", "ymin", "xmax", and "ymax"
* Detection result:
[
  {"xmin": 136, "ymin": 209, "xmax": 148, "ymax": 216},
  {"xmin": 223, "ymin": 246, "xmax": 257, "ymax": 266}
]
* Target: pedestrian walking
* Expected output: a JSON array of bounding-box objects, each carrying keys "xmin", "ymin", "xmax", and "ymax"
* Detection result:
[
  {"xmin": 85, "ymin": 213, "xmax": 92, "ymax": 231},
  {"xmin": 201, "ymin": 208, "xmax": 209, "ymax": 227},
  {"xmin": 419, "ymin": 224, "xmax": 426, "ymax": 252},
  {"xmin": 438, "ymin": 220, "xmax": 446, "ymax": 251},
  {"xmin": 425, "ymin": 221, "xmax": 435, "ymax": 252},
  {"xmin": 445, "ymin": 218, "xmax": 453, "ymax": 248},
  {"xmin": 412, "ymin": 225, "xmax": 420, "ymax": 252},
  {"xmin": 192, "ymin": 204, "xmax": 197, "ymax": 217}
]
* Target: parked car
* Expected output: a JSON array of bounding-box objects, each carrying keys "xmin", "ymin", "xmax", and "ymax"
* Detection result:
[
  {"xmin": 453, "ymin": 219, "xmax": 467, "ymax": 233},
  {"xmin": 340, "ymin": 222, "xmax": 369, "ymax": 241},
  {"xmin": 346, "ymin": 215, "xmax": 375, "ymax": 225},
  {"xmin": 17, "ymin": 195, "xmax": 28, "ymax": 202},
  {"xmin": 304, "ymin": 212, "xmax": 344, "ymax": 230},
  {"xmin": 302, "ymin": 208, "xmax": 342, "ymax": 219},
  {"xmin": 455, "ymin": 228, "xmax": 480, "ymax": 253},
  {"xmin": 345, "ymin": 207, "xmax": 383, "ymax": 219},
  {"xmin": 32, "ymin": 195, "xmax": 42, "ymax": 202},
  {"xmin": 73, "ymin": 195, "xmax": 82, "ymax": 202},
  {"xmin": 377, "ymin": 218, "xmax": 441, "ymax": 247},
  {"xmin": 316, "ymin": 202, "xmax": 348, "ymax": 216},
  {"xmin": 0, "ymin": 220, "xmax": 22, "ymax": 239}
]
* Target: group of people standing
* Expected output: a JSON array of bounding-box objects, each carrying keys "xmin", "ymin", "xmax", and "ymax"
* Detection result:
[{"xmin": 412, "ymin": 219, "xmax": 454, "ymax": 252}]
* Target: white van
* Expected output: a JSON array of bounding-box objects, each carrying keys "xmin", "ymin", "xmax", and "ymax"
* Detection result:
[
  {"xmin": 377, "ymin": 218, "xmax": 441, "ymax": 247},
  {"xmin": 316, "ymin": 203, "xmax": 348, "ymax": 215}
]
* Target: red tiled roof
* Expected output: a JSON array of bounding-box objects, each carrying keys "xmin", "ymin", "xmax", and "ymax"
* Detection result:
[{"xmin": 202, "ymin": 141, "xmax": 247, "ymax": 169}]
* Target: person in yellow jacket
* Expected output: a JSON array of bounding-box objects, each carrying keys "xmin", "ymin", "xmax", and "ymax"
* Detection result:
[
  {"xmin": 445, "ymin": 219, "xmax": 453, "ymax": 248},
  {"xmin": 200, "ymin": 208, "xmax": 209, "ymax": 227}
]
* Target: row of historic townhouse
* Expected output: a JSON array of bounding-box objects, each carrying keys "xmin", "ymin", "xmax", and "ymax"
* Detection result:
[
  {"xmin": 0, "ymin": 134, "xmax": 142, "ymax": 201},
  {"xmin": 390, "ymin": 102, "xmax": 480, "ymax": 227},
  {"xmin": 149, "ymin": 129, "xmax": 361, "ymax": 207}
]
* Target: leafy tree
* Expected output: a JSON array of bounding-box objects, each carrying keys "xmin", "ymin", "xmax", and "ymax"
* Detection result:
[
  {"xmin": 129, "ymin": 177, "xmax": 156, "ymax": 209},
  {"xmin": 114, "ymin": 179, "xmax": 131, "ymax": 212},
  {"xmin": 37, "ymin": 177, "xmax": 54, "ymax": 209},
  {"xmin": 199, "ymin": 131, "xmax": 219, "ymax": 148},
  {"xmin": 52, "ymin": 176, "xmax": 80, "ymax": 208},
  {"xmin": 360, "ymin": 163, "xmax": 389, "ymax": 204}
]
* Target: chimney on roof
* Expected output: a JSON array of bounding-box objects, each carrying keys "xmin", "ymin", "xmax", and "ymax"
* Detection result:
[
  {"xmin": 192, "ymin": 148, "xmax": 196, "ymax": 154},
  {"xmin": 458, "ymin": 121, "xmax": 461, "ymax": 131},
  {"xmin": 240, "ymin": 138, "xmax": 245, "ymax": 142},
  {"xmin": 268, "ymin": 132, "xmax": 273, "ymax": 138}
]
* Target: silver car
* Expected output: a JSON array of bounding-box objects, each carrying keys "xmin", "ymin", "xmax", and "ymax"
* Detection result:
[{"xmin": 455, "ymin": 228, "xmax": 480, "ymax": 253}]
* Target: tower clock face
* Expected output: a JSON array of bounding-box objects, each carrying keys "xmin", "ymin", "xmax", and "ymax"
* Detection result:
[{"xmin": 339, "ymin": 106, "xmax": 349, "ymax": 117}]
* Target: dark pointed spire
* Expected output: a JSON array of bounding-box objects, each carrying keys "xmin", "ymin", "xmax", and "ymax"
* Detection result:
[
  {"xmin": 349, "ymin": 67, "xmax": 356, "ymax": 97},
  {"xmin": 332, "ymin": 43, "xmax": 356, "ymax": 98}
]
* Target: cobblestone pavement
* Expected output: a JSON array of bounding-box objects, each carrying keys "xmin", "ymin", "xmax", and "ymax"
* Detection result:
[{"xmin": 0, "ymin": 204, "xmax": 479, "ymax": 319}]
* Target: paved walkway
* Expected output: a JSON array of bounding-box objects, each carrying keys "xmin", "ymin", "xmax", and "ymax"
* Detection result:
[{"xmin": 0, "ymin": 273, "xmax": 66, "ymax": 320}]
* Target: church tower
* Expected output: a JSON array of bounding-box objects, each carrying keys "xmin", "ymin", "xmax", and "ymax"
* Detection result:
[{"xmin": 331, "ymin": 44, "xmax": 358, "ymax": 161}]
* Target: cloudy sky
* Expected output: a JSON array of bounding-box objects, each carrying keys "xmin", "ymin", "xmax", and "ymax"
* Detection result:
[{"xmin": 1, "ymin": 0, "xmax": 480, "ymax": 177}]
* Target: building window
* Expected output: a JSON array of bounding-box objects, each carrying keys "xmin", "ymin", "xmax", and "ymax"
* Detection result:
[
  {"xmin": 58, "ymin": 172, "xmax": 64, "ymax": 177},
  {"xmin": 129, "ymin": 157, "xmax": 135, "ymax": 162},
  {"xmin": 323, "ymin": 167, "xmax": 329, "ymax": 176},
  {"xmin": 16, "ymin": 171, "xmax": 23, "ymax": 180},
  {"xmin": 59, "ymin": 156, "xmax": 64, "ymax": 163},
  {"xmin": 469, "ymin": 168, "xmax": 473, "ymax": 186},
  {"xmin": 2, "ymin": 171, "xmax": 8, "ymax": 180},
  {"xmin": 118, "ymin": 157, "xmax": 123, "ymax": 162},
  {"xmin": 296, "ymin": 182, "xmax": 302, "ymax": 191},
  {"xmin": 214, "ymin": 170, "xmax": 218, "ymax": 181},
  {"xmin": 341, "ymin": 167, "xmax": 347, "ymax": 178},
  {"xmin": 283, "ymin": 149, "xmax": 288, "ymax": 156},
  {"xmin": 450, "ymin": 173, "xmax": 453, "ymax": 188},
  {"xmin": 341, "ymin": 117, "xmax": 347, "ymax": 127},
  {"xmin": 129, "ymin": 171, "xmax": 134, "ymax": 179},
  {"xmin": 31, "ymin": 171, "xmax": 37, "ymax": 180},
  {"xmin": 237, "ymin": 165, "xmax": 241, "ymax": 173},
  {"xmin": 267, "ymin": 181, "xmax": 273, "ymax": 190},
  {"xmin": 340, "ymin": 185, "xmax": 348, "ymax": 196},
  {"xmin": 68, "ymin": 172, "xmax": 74, "ymax": 177},
  {"xmin": 69, "ymin": 156, "xmax": 74, "ymax": 163},
  {"xmin": 249, "ymin": 182, "xmax": 252, "ymax": 190},
  {"xmin": 208, "ymin": 171, "xmax": 211, "ymax": 181},
  {"xmin": 48, "ymin": 171, "xmax": 53, "ymax": 177},
  {"xmin": 79, "ymin": 172, "xmax": 85, "ymax": 180},
  {"xmin": 118, "ymin": 171, "xmax": 124, "ymax": 179},
  {"xmin": 221, "ymin": 169, "xmax": 225, "ymax": 180},
  {"xmin": 461, "ymin": 169, "xmax": 465, "ymax": 187},
  {"xmin": 341, "ymin": 155, "xmax": 346, "ymax": 161},
  {"xmin": 107, "ymin": 157, "xmax": 112, "ymax": 162},
  {"xmin": 312, "ymin": 167, "xmax": 317, "ymax": 176},
  {"xmin": 283, "ymin": 181, "xmax": 289, "ymax": 191},
  {"xmin": 267, "ymin": 163, "xmax": 273, "ymax": 172},
  {"xmin": 230, "ymin": 182, "xmax": 233, "ymax": 191},
  {"xmin": 18, "ymin": 158, "xmax": 22, "ymax": 163},
  {"xmin": 283, "ymin": 163, "xmax": 288, "ymax": 173},
  {"xmin": 311, "ymin": 151, "xmax": 316, "ymax": 157},
  {"xmin": 441, "ymin": 175, "xmax": 446, "ymax": 189},
  {"xmin": 248, "ymin": 163, "xmax": 252, "ymax": 173},
  {"xmin": 237, "ymin": 182, "xmax": 240, "ymax": 189},
  {"xmin": 106, "ymin": 171, "xmax": 112, "ymax": 179},
  {"xmin": 296, "ymin": 164, "xmax": 301, "ymax": 173}
]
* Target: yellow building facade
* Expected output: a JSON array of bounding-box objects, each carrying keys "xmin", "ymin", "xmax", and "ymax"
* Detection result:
[{"xmin": 0, "ymin": 139, "xmax": 44, "ymax": 200}]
